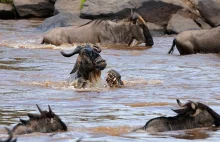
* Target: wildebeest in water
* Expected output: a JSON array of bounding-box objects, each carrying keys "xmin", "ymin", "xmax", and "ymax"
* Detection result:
[
  {"xmin": 61, "ymin": 44, "xmax": 107, "ymax": 88},
  {"xmin": 168, "ymin": 25, "xmax": 220, "ymax": 55},
  {"xmin": 42, "ymin": 10, "xmax": 154, "ymax": 47},
  {"xmin": 12, "ymin": 104, "xmax": 67, "ymax": 135},
  {"xmin": 135, "ymin": 99, "xmax": 220, "ymax": 133}
]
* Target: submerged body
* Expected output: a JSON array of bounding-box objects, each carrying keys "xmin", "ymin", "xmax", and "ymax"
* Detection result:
[
  {"xmin": 137, "ymin": 99, "xmax": 220, "ymax": 133},
  {"xmin": 42, "ymin": 11, "xmax": 154, "ymax": 47},
  {"xmin": 144, "ymin": 111, "xmax": 214, "ymax": 132},
  {"xmin": 168, "ymin": 26, "xmax": 220, "ymax": 55},
  {"xmin": 72, "ymin": 69, "xmax": 124, "ymax": 89},
  {"xmin": 13, "ymin": 105, "xmax": 67, "ymax": 135}
]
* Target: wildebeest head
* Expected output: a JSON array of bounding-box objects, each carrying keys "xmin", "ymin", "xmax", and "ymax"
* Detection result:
[
  {"xmin": 172, "ymin": 99, "xmax": 200, "ymax": 117},
  {"xmin": 61, "ymin": 44, "xmax": 107, "ymax": 83},
  {"xmin": 105, "ymin": 69, "xmax": 124, "ymax": 88},
  {"xmin": 136, "ymin": 99, "xmax": 220, "ymax": 133},
  {"xmin": 13, "ymin": 105, "xmax": 67, "ymax": 135},
  {"xmin": 172, "ymin": 99, "xmax": 220, "ymax": 126},
  {"xmin": 128, "ymin": 9, "xmax": 154, "ymax": 47},
  {"xmin": 0, "ymin": 128, "xmax": 16, "ymax": 142}
]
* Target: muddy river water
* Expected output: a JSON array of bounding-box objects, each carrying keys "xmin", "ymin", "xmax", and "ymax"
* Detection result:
[{"xmin": 0, "ymin": 19, "xmax": 220, "ymax": 142}]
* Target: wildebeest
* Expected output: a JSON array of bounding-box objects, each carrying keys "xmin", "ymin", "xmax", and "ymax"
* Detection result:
[
  {"xmin": 0, "ymin": 128, "xmax": 16, "ymax": 142},
  {"xmin": 61, "ymin": 44, "xmax": 107, "ymax": 88},
  {"xmin": 12, "ymin": 104, "xmax": 67, "ymax": 135},
  {"xmin": 42, "ymin": 10, "xmax": 154, "ymax": 47},
  {"xmin": 168, "ymin": 26, "xmax": 220, "ymax": 55},
  {"xmin": 105, "ymin": 69, "xmax": 124, "ymax": 88},
  {"xmin": 135, "ymin": 99, "xmax": 220, "ymax": 133}
]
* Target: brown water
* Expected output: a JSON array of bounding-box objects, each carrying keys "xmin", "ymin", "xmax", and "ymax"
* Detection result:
[{"xmin": 0, "ymin": 19, "xmax": 220, "ymax": 142}]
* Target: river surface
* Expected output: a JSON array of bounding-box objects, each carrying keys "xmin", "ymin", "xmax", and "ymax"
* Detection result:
[{"xmin": 0, "ymin": 19, "xmax": 220, "ymax": 142}]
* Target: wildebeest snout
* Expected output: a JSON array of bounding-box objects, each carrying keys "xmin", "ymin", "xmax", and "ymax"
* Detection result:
[{"xmin": 95, "ymin": 57, "xmax": 106, "ymax": 70}]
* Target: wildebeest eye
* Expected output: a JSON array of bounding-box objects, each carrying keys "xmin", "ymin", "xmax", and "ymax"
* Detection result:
[{"xmin": 45, "ymin": 118, "xmax": 51, "ymax": 123}]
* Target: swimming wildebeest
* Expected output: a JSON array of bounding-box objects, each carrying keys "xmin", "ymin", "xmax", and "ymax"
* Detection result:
[
  {"xmin": 12, "ymin": 104, "xmax": 67, "ymax": 135},
  {"xmin": 42, "ymin": 10, "xmax": 154, "ymax": 47},
  {"xmin": 0, "ymin": 128, "xmax": 16, "ymax": 142},
  {"xmin": 61, "ymin": 44, "xmax": 107, "ymax": 88},
  {"xmin": 105, "ymin": 69, "xmax": 124, "ymax": 88},
  {"xmin": 168, "ymin": 26, "xmax": 220, "ymax": 55},
  {"xmin": 135, "ymin": 99, "xmax": 220, "ymax": 133}
]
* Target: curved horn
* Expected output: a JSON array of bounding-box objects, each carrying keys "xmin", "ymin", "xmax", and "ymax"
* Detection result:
[
  {"xmin": 176, "ymin": 99, "xmax": 185, "ymax": 107},
  {"xmin": 137, "ymin": 15, "xmax": 146, "ymax": 24},
  {"xmin": 93, "ymin": 45, "xmax": 102, "ymax": 53},
  {"xmin": 36, "ymin": 104, "xmax": 43, "ymax": 114},
  {"xmin": 60, "ymin": 46, "xmax": 83, "ymax": 57},
  {"xmin": 48, "ymin": 105, "xmax": 53, "ymax": 114},
  {"xmin": 4, "ymin": 127, "xmax": 13, "ymax": 142},
  {"xmin": 172, "ymin": 108, "xmax": 185, "ymax": 114}
]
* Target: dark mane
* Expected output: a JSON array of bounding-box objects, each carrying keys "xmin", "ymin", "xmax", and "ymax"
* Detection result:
[
  {"xmin": 77, "ymin": 17, "xmax": 132, "ymax": 28},
  {"xmin": 78, "ymin": 19, "xmax": 110, "ymax": 28}
]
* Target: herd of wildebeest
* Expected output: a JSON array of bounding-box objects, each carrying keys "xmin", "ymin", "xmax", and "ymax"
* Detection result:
[{"xmin": 1, "ymin": 9, "xmax": 220, "ymax": 141}]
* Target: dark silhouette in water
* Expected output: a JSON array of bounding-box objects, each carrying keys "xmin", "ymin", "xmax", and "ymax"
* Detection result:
[
  {"xmin": 12, "ymin": 104, "xmax": 67, "ymax": 135},
  {"xmin": 135, "ymin": 99, "xmax": 220, "ymax": 133}
]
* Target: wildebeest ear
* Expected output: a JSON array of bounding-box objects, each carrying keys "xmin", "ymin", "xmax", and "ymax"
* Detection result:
[
  {"xmin": 188, "ymin": 100, "xmax": 197, "ymax": 110},
  {"xmin": 191, "ymin": 103, "xmax": 196, "ymax": 110},
  {"xmin": 70, "ymin": 61, "xmax": 79, "ymax": 74},
  {"xmin": 27, "ymin": 113, "xmax": 41, "ymax": 119}
]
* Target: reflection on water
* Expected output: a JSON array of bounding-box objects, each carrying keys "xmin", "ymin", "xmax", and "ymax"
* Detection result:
[
  {"xmin": 171, "ymin": 129, "xmax": 211, "ymax": 140},
  {"xmin": 0, "ymin": 19, "xmax": 220, "ymax": 142}
]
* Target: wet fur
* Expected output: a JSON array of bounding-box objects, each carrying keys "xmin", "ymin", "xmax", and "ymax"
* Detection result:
[
  {"xmin": 61, "ymin": 45, "xmax": 106, "ymax": 88},
  {"xmin": 42, "ymin": 12, "xmax": 153, "ymax": 46},
  {"xmin": 136, "ymin": 100, "xmax": 220, "ymax": 133},
  {"xmin": 12, "ymin": 105, "xmax": 67, "ymax": 135},
  {"xmin": 168, "ymin": 26, "xmax": 220, "ymax": 55}
]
